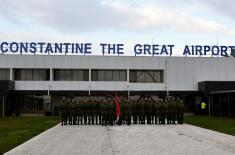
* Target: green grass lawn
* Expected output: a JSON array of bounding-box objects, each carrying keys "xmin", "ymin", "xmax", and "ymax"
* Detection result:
[
  {"xmin": 185, "ymin": 115, "xmax": 235, "ymax": 136},
  {"xmin": 0, "ymin": 116, "xmax": 60, "ymax": 154}
]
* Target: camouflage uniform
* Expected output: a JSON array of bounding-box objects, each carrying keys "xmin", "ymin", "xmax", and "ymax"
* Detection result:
[
  {"xmin": 60, "ymin": 98, "xmax": 68, "ymax": 125},
  {"xmin": 166, "ymin": 102, "xmax": 171, "ymax": 124},
  {"xmin": 125, "ymin": 100, "xmax": 131, "ymax": 125},
  {"xmin": 101, "ymin": 100, "xmax": 107, "ymax": 126},
  {"xmin": 71, "ymin": 99, "xmax": 77, "ymax": 125},
  {"xmin": 155, "ymin": 101, "xmax": 160, "ymax": 124},
  {"xmin": 171, "ymin": 101, "xmax": 177, "ymax": 124},
  {"xmin": 177, "ymin": 101, "xmax": 184, "ymax": 124},
  {"xmin": 76, "ymin": 101, "xmax": 81, "ymax": 125}
]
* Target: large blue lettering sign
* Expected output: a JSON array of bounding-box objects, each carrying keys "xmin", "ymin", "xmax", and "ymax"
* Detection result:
[
  {"xmin": 134, "ymin": 44, "xmax": 174, "ymax": 56},
  {"xmin": 183, "ymin": 45, "xmax": 234, "ymax": 57},
  {"xmin": 0, "ymin": 41, "xmax": 234, "ymax": 57}
]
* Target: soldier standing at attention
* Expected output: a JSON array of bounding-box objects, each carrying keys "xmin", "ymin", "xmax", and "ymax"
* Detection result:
[
  {"xmin": 76, "ymin": 100, "xmax": 81, "ymax": 125},
  {"xmin": 178, "ymin": 100, "xmax": 184, "ymax": 124},
  {"xmin": 132, "ymin": 100, "xmax": 137, "ymax": 124},
  {"xmin": 151, "ymin": 100, "xmax": 156, "ymax": 124},
  {"xmin": 94, "ymin": 100, "xmax": 98, "ymax": 125},
  {"xmin": 136, "ymin": 100, "xmax": 141, "ymax": 124},
  {"xmin": 91, "ymin": 99, "xmax": 95, "ymax": 125},
  {"xmin": 159, "ymin": 101, "xmax": 163, "ymax": 124},
  {"xmin": 87, "ymin": 99, "xmax": 91, "ymax": 125},
  {"xmin": 171, "ymin": 99, "xmax": 177, "ymax": 124},
  {"xmin": 60, "ymin": 97, "xmax": 67, "ymax": 125},
  {"xmin": 146, "ymin": 99, "xmax": 151, "ymax": 124},
  {"xmin": 98, "ymin": 99, "xmax": 102, "ymax": 125},
  {"xmin": 140, "ymin": 100, "xmax": 145, "ymax": 124},
  {"xmin": 107, "ymin": 99, "xmax": 113, "ymax": 125},
  {"xmin": 109, "ymin": 99, "xmax": 114, "ymax": 126},
  {"xmin": 68, "ymin": 98, "xmax": 73, "ymax": 125},
  {"xmin": 150, "ymin": 100, "xmax": 155, "ymax": 124},
  {"xmin": 80, "ymin": 99, "xmax": 84, "ymax": 125},
  {"xmin": 166, "ymin": 100, "xmax": 171, "ymax": 124},
  {"xmin": 83, "ymin": 100, "xmax": 88, "ymax": 125},
  {"xmin": 71, "ymin": 98, "xmax": 77, "ymax": 125},
  {"xmin": 159, "ymin": 100, "xmax": 166, "ymax": 125},
  {"xmin": 102, "ymin": 100, "xmax": 108, "ymax": 126},
  {"xmin": 126, "ymin": 100, "xmax": 131, "ymax": 125},
  {"xmin": 155, "ymin": 100, "xmax": 161, "ymax": 124}
]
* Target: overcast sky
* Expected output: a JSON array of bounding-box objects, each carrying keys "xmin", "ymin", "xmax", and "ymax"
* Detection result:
[{"xmin": 0, "ymin": 0, "xmax": 235, "ymax": 55}]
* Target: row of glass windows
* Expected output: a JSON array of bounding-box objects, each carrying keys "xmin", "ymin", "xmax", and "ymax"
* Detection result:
[
  {"xmin": 91, "ymin": 70, "xmax": 127, "ymax": 81},
  {"xmin": 54, "ymin": 69, "xmax": 89, "ymax": 81},
  {"xmin": 0, "ymin": 69, "xmax": 164, "ymax": 83},
  {"xmin": 129, "ymin": 70, "xmax": 163, "ymax": 83},
  {"xmin": 15, "ymin": 69, "xmax": 50, "ymax": 81}
]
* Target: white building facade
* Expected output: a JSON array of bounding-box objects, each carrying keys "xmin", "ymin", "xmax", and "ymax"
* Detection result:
[{"xmin": 0, "ymin": 55, "xmax": 235, "ymax": 116}]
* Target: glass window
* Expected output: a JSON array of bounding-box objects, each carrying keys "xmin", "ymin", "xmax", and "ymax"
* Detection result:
[
  {"xmin": 129, "ymin": 71, "xmax": 137, "ymax": 82},
  {"xmin": 15, "ymin": 70, "xmax": 21, "ymax": 81},
  {"xmin": 78, "ymin": 70, "xmax": 84, "ymax": 81},
  {"xmin": 120, "ymin": 70, "xmax": 127, "ymax": 81},
  {"xmin": 146, "ymin": 71, "xmax": 154, "ymax": 83},
  {"xmin": 105, "ymin": 70, "xmax": 113, "ymax": 81},
  {"xmin": 91, "ymin": 70, "xmax": 98, "ymax": 81},
  {"xmin": 21, "ymin": 69, "xmax": 27, "ymax": 80},
  {"xmin": 16, "ymin": 95, "xmax": 51, "ymax": 113},
  {"xmin": 53, "ymin": 69, "xmax": 89, "ymax": 81},
  {"xmin": 113, "ymin": 71, "xmax": 119, "ymax": 81},
  {"xmin": 91, "ymin": 70, "xmax": 127, "ymax": 81},
  {"xmin": 154, "ymin": 71, "xmax": 162, "ymax": 83},
  {"xmin": 33, "ymin": 70, "xmax": 40, "ymax": 80},
  {"xmin": 62, "ymin": 70, "xmax": 71, "ymax": 81},
  {"xmin": 41, "ymin": 70, "xmax": 48, "ymax": 81},
  {"xmin": 129, "ymin": 70, "xmax": 164, "ymax": 83},
  {"xmin": 84, "ymin": 70, "xmax": 89, "ymax": 81},
  {"xmin": 137, "ymin": 71, "xmax": 145, "ymax": 83},
  {"xmin": 54, "ymin": 70, "xmax": 59, "ymax": 81},
  {"xmin": 72, "ymin": 70, "xmax": 79, "ymax": 81},
  {"xmin": 14, "ymin": 69, "xmax": 50, "ymax": 81},
  {"xmin": 98, "ymin": 70, "xmax": 105, "ymax": 81},
  {"xmin": 26, "ymin": 69, "xmax": 33, "ymax": 80},
  {"xmin": 0, "ymin": 69, "xmax": 10, "ymax": 80}
]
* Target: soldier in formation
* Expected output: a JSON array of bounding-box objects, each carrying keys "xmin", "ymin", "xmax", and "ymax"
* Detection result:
[{"xmin": 60, "ymin": 95, "xmax": 184, "ymax": 125}]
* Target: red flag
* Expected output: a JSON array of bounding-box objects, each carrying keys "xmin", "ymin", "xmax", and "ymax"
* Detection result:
[{"xmin": 115, "ymin": 94, "xmax": 121, "ymax": 116}]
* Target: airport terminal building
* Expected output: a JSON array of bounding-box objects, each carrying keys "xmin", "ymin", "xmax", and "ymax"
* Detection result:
[{"xmin": 0, "ymin": 55, "xmax": 235, "ymax": 117}]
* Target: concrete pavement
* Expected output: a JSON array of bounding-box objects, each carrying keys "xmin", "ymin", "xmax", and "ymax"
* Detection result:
[{"xmin": 5, "ymin": 124, "xmax": 235, "ymax": 155}]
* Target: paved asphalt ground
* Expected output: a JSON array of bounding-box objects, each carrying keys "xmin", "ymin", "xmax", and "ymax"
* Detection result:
[{"xmin": 5, "ymin": 124, "xmax": 235, "ymax": 155}]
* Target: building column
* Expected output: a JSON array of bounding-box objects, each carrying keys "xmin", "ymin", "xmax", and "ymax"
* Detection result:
[
  {"xmin": 127, "ymin": 69, "xmax": 130, "ymax": 97},
  {"xmin": 10, "ymin": 68, "xmax": 13, "ymax": 80},
  {"xmin": 50, "ymin": 68, "xmax": 53, "ymax": 82},
  {"xmin": 89, "ymin": 69, "xmax": 91, "ymax": 96},
  {"xmin": 165, "ymin": 59, "xmax": 169, "ymax": 96}
]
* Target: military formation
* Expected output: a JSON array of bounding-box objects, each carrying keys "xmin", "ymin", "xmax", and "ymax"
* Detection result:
[{"xmin": 60, "ymin": 96, "xmax": 184, "ymax": 126}]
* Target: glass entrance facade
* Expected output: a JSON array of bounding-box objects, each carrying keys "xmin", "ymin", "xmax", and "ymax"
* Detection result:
[{"xmin": 14, "ymin": 95, "xmax": 51, "ymax": 114}]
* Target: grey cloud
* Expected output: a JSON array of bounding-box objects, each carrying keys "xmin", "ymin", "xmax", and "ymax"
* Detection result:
[
  {"xmin": 205, "ymin": 0, "xmax": 235, "ymax": 19},
  {"xmin": 181, "ymin": 0, "xmax": 235, "ymax": 19}
]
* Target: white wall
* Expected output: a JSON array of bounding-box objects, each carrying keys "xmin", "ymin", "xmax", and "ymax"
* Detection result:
[{"xmin": 0, "ymin": 55, "xmax": 235, "ymax": 91}]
